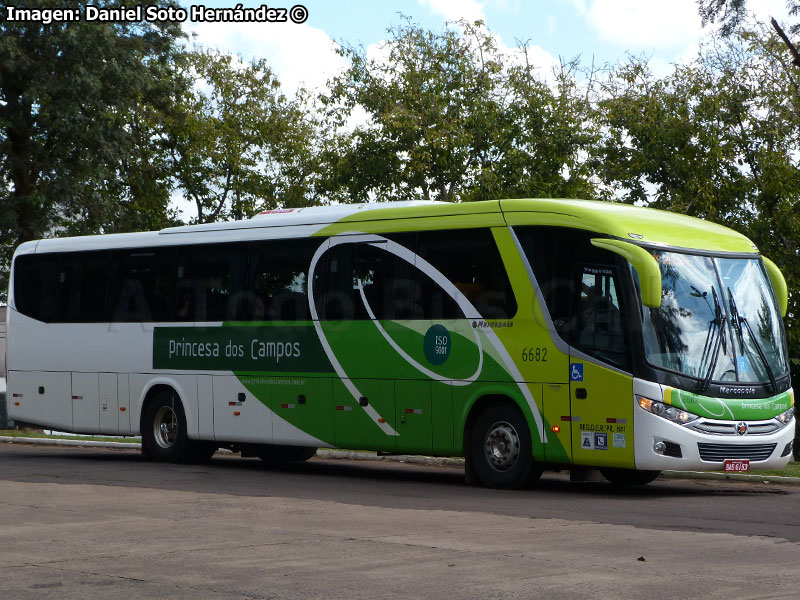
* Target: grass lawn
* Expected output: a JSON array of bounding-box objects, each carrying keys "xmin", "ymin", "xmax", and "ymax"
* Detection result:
[{"xmin": 742, "ymin": 461, "xmax": 800, "ymax": 478}]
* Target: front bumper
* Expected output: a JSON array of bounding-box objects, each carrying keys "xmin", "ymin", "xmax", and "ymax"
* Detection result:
[{"xmin": 634, "ymin": 408, "xmax": 794, "ymax": 471}]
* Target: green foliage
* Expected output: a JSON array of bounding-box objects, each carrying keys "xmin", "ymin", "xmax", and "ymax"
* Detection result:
[
  {"xmin": 0, "ymin": 0, "xmax": 185, "ymax": 299},
  {"xmin": 321, "ymin": 19, "xmax": 597, "ymax": 203},
  {"xmin": 697, "ymin": 0, "xmax": 748, "ymax": 36},
  {"xmin": 594, "ymin": 26, "xmax": 800, "ymax": 379},
  {"xmin": 166, "ymin": 48, "xmax": 321, "ymax": 222}
]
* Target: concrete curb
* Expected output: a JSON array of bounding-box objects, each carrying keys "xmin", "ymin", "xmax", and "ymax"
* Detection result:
[
  {"xmin": 2, "ymin": 436, "xmax": 798, "ymax": 484},
  {"xmin": 316, "ymin": 448, "xmax": 465, "ymax": 466},
  {"xmin": 0, "ymin": 436, "xmax": 141, "ymax": 449}
]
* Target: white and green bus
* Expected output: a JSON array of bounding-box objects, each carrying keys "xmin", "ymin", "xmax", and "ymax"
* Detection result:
[{"xmin": 5, "ymin": 199, "xmax": 794, "ymax": 487}]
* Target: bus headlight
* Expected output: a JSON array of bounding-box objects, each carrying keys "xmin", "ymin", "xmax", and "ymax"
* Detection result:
[
  {"xmin": 637, "ymin": 395, "xmax": 699, "ymax": 425},
  {"xmin": 775, "ymin": 406, "xmax": 794, "ymax": 425}
]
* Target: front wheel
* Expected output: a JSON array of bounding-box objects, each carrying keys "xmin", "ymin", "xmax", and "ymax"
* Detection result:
[
  {"xmin": 601, "ymin": 468, "xmax": 661, "ymax": 486},
  {"xmin": 469, "ymin": 402, "xmax": 539, "ymax": 489}
]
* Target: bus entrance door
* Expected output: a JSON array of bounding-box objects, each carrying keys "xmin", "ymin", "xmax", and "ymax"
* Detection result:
[{"xmin": 569, "ymin": 360, "xmax": 634, "ymax": 468}]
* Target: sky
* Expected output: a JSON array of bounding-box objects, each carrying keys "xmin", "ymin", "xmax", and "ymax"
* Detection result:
[{"xmin": 181, "ymin": 0, "xmax": 793, "ymax": 94}]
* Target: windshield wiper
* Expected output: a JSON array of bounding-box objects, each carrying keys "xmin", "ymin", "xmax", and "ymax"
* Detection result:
[
  {"xmin": 696, "ymin": 286, "xmax": 726, "ymax": 393},
  {"xmin": 727, "ymin": 287, "xmax": 778, "ymax": 393}
]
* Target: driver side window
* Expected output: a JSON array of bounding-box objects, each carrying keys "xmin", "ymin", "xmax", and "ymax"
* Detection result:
[{"xmin": 575, "ymin": 265, "xmax": 628, "ymax": 369}]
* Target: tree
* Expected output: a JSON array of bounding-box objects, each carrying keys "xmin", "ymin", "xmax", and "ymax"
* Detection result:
[
  {"xmin": 698, "ymin": 0, "xmax": 800, "ymax": 35},
  {"xmin": 0, "ymin": 0, "xmax": 186, "ymax": 300},
  {"xmin": 593, "ymin": 27, "xmax": 800, "ymax": 377},
  {"xmin": 322, "ymin": 19, "xmax": 597, "ymax": 204},
  {"xmin": 166, "ymin": 48, "xmax": 320, "ymax": 223},
  {"xmin": 698, "ymin": 0, "xmax": 749, "ymax": 36}
]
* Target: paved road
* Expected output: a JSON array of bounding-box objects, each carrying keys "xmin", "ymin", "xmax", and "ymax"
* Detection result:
[{"xmin": 2, "ymin": 443, "xmax": 800, "ymax": 599}]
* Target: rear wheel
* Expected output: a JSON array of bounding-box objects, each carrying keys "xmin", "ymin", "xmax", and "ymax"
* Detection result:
[
  {"xmin": 601, "ymin": 468, "xmax": 660, "ymax": 486},
  {"xmin": 469, "ymin": 402, "xmax": 540, "ymax": 489},
  {"xmin": 142, "ymin": 391, "xmax": 208, "ymax": 463}
]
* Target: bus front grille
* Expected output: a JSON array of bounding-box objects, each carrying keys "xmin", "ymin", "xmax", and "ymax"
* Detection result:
[
  {"xmin": 690, "ymin": 420, "xmax": 781, "ymax": 436},
  {"xmin": 697, "ymin": 443, "xmax": 776, "ymax": 462}
]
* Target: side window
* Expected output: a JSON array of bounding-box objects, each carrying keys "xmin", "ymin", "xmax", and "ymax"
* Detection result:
[
  {"xmin": 576, "ymin": 265, "xmax": 627, "ymax": 368},
  {"xmin": 54, "ymin": 251, "xmax": 109, "ymax": 322},
  {"xmin": 247, "ymin": 238, "xmax": 325, "ymax": 321},
  {"xmin": 415, "ymin": 229, "xmax": 517, "ymax": 319},
  {"xmin": 108, "ymin": 249, "xmax": 175, "ymax": 322},
  {"xmin": 318, "ymin": 234, "xmax": 418, "ymax": 321},
  {"xmin": 356, "ymin": 240, "xmax": 418, "ymax": 320},
  {"xmin": 174, "ymin": 244, "xmax": 247, "ymax": 322},
  {"xmin": 13, "ymin": 254, "xmax": 59, "ymax": 322}
]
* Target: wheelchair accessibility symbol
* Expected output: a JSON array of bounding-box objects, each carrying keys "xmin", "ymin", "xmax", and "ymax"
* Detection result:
[{"xmin": 570, "ymin": 363, "xmax": 584, "ymax": 381}]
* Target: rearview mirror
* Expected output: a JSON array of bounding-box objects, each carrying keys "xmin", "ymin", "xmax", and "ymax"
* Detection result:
[{"xmin": 761, "ymin": 256, "xmax": 788, "ymax": 317}]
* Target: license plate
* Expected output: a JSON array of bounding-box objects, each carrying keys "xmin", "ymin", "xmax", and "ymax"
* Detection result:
[{"xmin": 724, "ymin": 459, "xmax": 750, "ymax": 472}]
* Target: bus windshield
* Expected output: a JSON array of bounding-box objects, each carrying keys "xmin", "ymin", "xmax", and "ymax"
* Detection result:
[{"xmin": 641, "ymin": 251, "xmax": 788, "ymax": 386}]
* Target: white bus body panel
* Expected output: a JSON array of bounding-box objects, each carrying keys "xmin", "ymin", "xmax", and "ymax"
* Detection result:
[
  {"xmin": 71, "ymin": 372, "xmax": 100, "ymax": 433},
  {"xmin": 117, "ymin": 374, "xmax": 131, "ymax": 434},
  {"xmin": 633, "ymin": 378, "xmax": 794, "ymax": 471},
  {"xmin": 212, "ymin": 375, "xmax": 272, "ymax": 444},
  {"xmin": 197, "ymin": 375, "xmax": 214, "ymax": 439},
  {"xmin": 7, "ymin": 314, "xmax": 154, "ymax": 374},
  {"xmin": 98, "ymin": 372, "xmax": 119, "ymax": 435},
  {"xmin": 7, "ymin": 370, "xmax": 72, "ymax": 430}
]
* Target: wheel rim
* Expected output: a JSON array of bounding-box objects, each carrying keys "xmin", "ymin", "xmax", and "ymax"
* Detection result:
[
  {"xmin": 484, "ymin": 420, "xmax": 521, "ymax": 472},
  {"xmin": 153, "ymin": 405, "xmax": 178, "ymax": 449}
]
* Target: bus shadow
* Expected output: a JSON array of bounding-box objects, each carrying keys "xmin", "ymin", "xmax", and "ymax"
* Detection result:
[{"xmin": 0, "ymin": 445, "xmax": 792, "ymax": 501}]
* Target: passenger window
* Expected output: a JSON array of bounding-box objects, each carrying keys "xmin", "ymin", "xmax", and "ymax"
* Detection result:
[
  {"xmin": 54, "ymin": 251, "xmax": 109, "ymax": 322},
  {"xmin": 174, "ymin": 244, "xmax": 247, "ymax": 322},
  {"xmin": 247, "ymin": 238, "xmax": 325, "ymax": 321},
  {"xmin": 319, "ymin": 235, "xmax": 417, "ymax": 321},
  {"xmin": 13, "ymin": 254, "xmax": 59, "ymax": 322},
  {"xmin": 108, "ymin": 249, "xmax": 175, "ymax": 322},
  {"xmin": 415, "ymin": 229, "xmax": 516, "ymax": 319}
]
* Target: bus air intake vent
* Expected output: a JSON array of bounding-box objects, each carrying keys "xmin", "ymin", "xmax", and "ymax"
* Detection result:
[
  {"xmin": 663, "ymin": 441, "xmax": 682, "ymax": 458},
  {"xmin": 697, "ymin": 443, "xmax": 776, "ymax": 462},
  {"xmin": 781, "ymin": 441, "xmax": 793, "ymax": 457}
]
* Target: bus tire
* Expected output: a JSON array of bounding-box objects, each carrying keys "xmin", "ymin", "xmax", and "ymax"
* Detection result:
[
  {"xmin": 142, "ymin": 391, "xmax": 192, "ymax": 463},
  {"xmin": 257, "ymin": 445, "xmax": 317, "ymax": 465},
  {"xmin": 601, "ymin": 468, "xmax": 660, "ymax": 486},
  {"xmin": 470, "ymin": 402, "xmax": 536, "ymax": 489}
]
